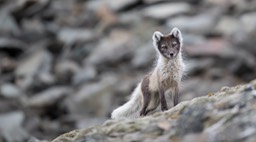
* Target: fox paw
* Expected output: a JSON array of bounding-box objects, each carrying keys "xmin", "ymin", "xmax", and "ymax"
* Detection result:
[
  {"xmin": 161, "ymin": 107, "xmax": 168, "ymax": 111},
  {"xmin": 140, "ymin": 110, "xmax": 146, "ymax": 116}
]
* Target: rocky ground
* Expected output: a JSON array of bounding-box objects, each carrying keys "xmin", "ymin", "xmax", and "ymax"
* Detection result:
[
  {"xmin": 0, "ymin": 0, "xmax": 256, "ymax": 141},
  {"xmin": 53, "ymin": 79, "xmax": 256, "ymax": 142}
]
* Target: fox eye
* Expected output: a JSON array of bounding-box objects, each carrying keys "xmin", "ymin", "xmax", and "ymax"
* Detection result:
[
  {"xmin": 161, "ymin": 45, "xmax": 167, "ymax": 49},
  {"xmin": 172, "ymin": 41, "xmax": 177, "ymax": 46}
]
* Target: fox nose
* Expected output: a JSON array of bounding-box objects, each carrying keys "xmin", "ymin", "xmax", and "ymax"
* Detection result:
[{"xmin": 170, "ymin": 53, "xmax": 174, "ymax": 57}]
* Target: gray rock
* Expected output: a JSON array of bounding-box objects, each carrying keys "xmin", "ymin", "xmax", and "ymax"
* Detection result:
[
  {"xmin": 11, "ymin": 0, "xmax": 50, "ymax": 20},
  {"xmin": 118, "ymin": 10, "xmax": 142, "ymax": 24},
  {"xmin": 27, "ymin": 137, "xmax": 48, "ymax": 142},
  {"xmin": 86, "ymin": 0, "xmax": 102, "ymax": 11},
  {"xmin": 206, "ymin": 0, "xmax": 256, "ymax": 13},
  {"xmin": 86, "ymin": 30, "xmax": 134, "ymax": 67},
  {"xmin": 0, "ymin": 111, "xmax": 28, "ymax": 142},
  {"xmin": 38, "ymin": 73, "xmax": 55, "ymax": 86},
  {"xmin": 57, "ymin": 28, "xmax": 95, "ymax": 44},
  {"xmin": 0, "ymin": 83, "xmax": 21, "ymax": 98},
  {"xmin": 0, "ymin": 10, "xmax": 20, "ymax": 34},
  {"xmin": 186, "ymin": 58, "xmax": 215, "ymax": 75},
  {"xmin": 183, "ymin": 38, "xmax": 233, "ymax": 57},
  {"xmin": 72, "ymin": 65, "xmax": 96, "ymax": 85},
  {"xmin": 229, "ymin": 26, "xmax": 256, "ymax": 58},
  {"xmin": 0, "ymin": 56, "xmax": 17, "ymax": 73},
  {"xmin": 131, "ymin": 42, "xmax": 155, "ymax": 68},
  {"xmin": 143, "ymin": 0, "xmax": 201, "ymax": 4},
  {"xmin": 167, "ymin": 8, "xmax": 221, "ymax": 34},
  {"xmin": 1, "ymin": 0, "xmax": 256, "ymax": 141},
  {"xmin": 105, "ymin": 0, "xmax": 139, "ymax": 11},
  {"xmin": 64, "ymin": 75, "xmax": 118, "ymax": 117},
  {"xmin": 182, "ymin": 34, "xmax": 206, "ymax": 45},
  {"xmin": 22, "ymin": 18, "xmax": 46, "ymax": 34},
  {"xmin": 0, "ymin": 38, "xmax": 26, "ymax": 56},
  {"xmin": 55, "ymin": 60, "xmax": 80, "ymax": 75},
  {"xmin": 24, "ymin": 86, "xmax": 71, "ymax": 107},
  {"xmin": 235, "ymin": 0, "xmax": 256, "ymax": 13},
  {"xmin": 227, "ymin": 50, "xmax": 256, "ymax": 81},
  {"xmin": 167, "ymin": 15, "xmax": 211, "ymax": 34},
  {"xmin": 142, "ymin": 0, "xmax": 165, "ymax": 4},
  {"xmin": 182, "ymin": 133, "xmax": 208, "ymax": 142},
  {"xmin": 55, "ymin": 60, "xmax": 80, "ymax": 83},
  {"xmin": 214, "ymin": 16, "xmax": 241, "ymax": 36},
  {"xmin": 52, "ymin": 80, "xmax": 256, "ymax": 142},
  {"xmin": 76, "ymin": 118, "xmax": 106, "ymax": 129},
  {"xmin": 180, "ymin": 76, "xmax": 235, "ymax": 100},
  {"xmin": 240, "ymin": 12, "xmax": 256, "ymax": 34},
  {"xmin": 142, "ymin": 3, "xmax": 192, "ymax": 20},
  {"xmin": 15, "ymin": 50, "xmax": 53, "ymax": 90}
]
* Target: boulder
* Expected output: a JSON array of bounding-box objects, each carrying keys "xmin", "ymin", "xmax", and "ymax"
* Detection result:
[
  {"xmin": 64, "ymin": 75, "xmax": 118, "ymax": 117},
  {"xmin": 104, "ymin": 0, "xmax": 139, "ymax": 11},
  {"xmin": 52, "ymin": 79, "xmax": 256, "ymax": 142},
  {"xmin": 142, "ymin": 3, "xmax": 192, "ymax": 20},
  {"xmin": 0, "ymin": 83, "xmax": 22, "ymax": 98},
  {"xmin": 15, "ymin": 49, "xmax": 53, "ymax": 90},
  {"xmin": 0, "ymin": 111, "xmax": 28, "ymax": 142},
  {"xmin": 23, "ymin": 86, "xmax": 71, "ymax": 108}
]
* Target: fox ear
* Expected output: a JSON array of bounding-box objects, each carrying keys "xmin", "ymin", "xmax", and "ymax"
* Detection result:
[
  {"xmin": 170, "ymin": 27, "xmax": 183, "ymax": 45},
  {"xmin": 152, "ymin": 31, "xmax": 163, "ymax": 47}
]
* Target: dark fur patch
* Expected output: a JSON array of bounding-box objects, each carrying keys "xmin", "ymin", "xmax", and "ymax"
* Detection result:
[
  {"xmin": 140, "ymin": 74, "xmax": 151, "ymax": 116},
  {"xmin": 144, "ymin": 91, "xmax": 159, "ymax": 115},
  {"xmin": 173, "ymin": 82, "xmax": 179, "ymax": 106},
  {"xmin": 157, "ymin": 35, "xmax": 180, "ymax": 59},
  {"xmin": 159, "ymin": 85, "xmax": 168, "ymax": 111}
]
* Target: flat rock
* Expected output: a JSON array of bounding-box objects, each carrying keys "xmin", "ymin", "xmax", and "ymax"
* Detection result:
[
  {"xmin": 0, "ymin": 9, "xmax": 20, "ymax": 34},
  {"xmin": 24, "ymin": 86, "xmax": 71, "ymax": 107},
  {"xmin": 206, "ymin": 0, "xmax": 256, "ymax": 13},
  {"xmin": 0, "ymin": 83, "xmax": 21, "ymax": 98},
  {"xmin": 57, "ymin": 28, "xmax": 95, "ymax": 44},
  {"xmin": 86, "ymin": 29, "xmax": 134, "ymax": 68},
  {"xmin": 180, "ymin": 76, "xmax": 235, "ymax": 100},
  {"xmin": 15, "ymin": 50, "xmax": 53, "ymax": 90},
  {"xmin": 64, "ymin": 75, "xmax": 118, "ymax": 117},
  {"xmin": 0, "ymin": 56, "xmax": 17, "ymax": 73},
  {"xmin": 240, "ymin": 12, "xmax": 256, "ymax": 34},
  {"xmin": 75, "ymin": 118, "xmax": 107, "ymax": 129},
  {"xmin": 131, "ymin": 42, "xmax": 155, "ymax": 69},
  {"xmin": 104, "ymin": 0, "xmax": 139, "ymax": 11},
  {"xmin": 11, "ymin": 0, "xmax": 50, "ymax": 21},
  {"xmin": 142, "ymin": 3, "xmax": 192, "ymax": 20},
  {"xmin": 167, "ymin": 8, "xmax": 221, "ymax": 34},
  {"xmin": 54, "ymin": 60, "xmax": 80, "ymax": 84},
  {"xmin": 142, "ymin": 0, "xmax": 165, "ymax": 4},
  {"xmin": 183, "ymin": 38, "xmax": 231, "ymax": 56},
  {"xmin": 72, "ymin": 65, "xmax": 96, "ymax": 85},
  {"xmin": 214, "ymin": 16, "xmax": 241, "ymax": 36},
  {"xmin": 143, "ymin": 0, "xmax": 202, "ymax": 4},
  {"xmin": 0, "ymin": 111, "xmax": 28, "ymax": 142},
  {"xmin": 0, "ymin": 38, "xmax": 26, "ymax": 56}
]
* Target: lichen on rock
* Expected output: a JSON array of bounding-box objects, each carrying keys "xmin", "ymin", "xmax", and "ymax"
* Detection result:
[{"xmin": 52, "ymin": 79, "xmax": 256, "ymax": 142}]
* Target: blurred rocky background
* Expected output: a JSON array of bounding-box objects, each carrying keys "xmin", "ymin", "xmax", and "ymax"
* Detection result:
[{"xmin": 0, "ymin": 0, "xmax": 255, "ymax": 141}]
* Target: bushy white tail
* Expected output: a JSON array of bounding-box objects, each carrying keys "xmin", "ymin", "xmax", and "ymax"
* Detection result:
[{"xmin": 111, "ymin": 84, "xmax": 142, "ymax": 119}]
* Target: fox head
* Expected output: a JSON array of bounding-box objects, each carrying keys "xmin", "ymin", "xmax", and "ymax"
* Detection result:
[{"xmin": 152, "ymin": 27, "xmax": 183, "ymax": 59}]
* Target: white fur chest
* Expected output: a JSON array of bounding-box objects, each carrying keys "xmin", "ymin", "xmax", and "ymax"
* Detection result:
[
  {"xmin": 161, "ymin": 62, "xmax": 178, "ymax": 79},
  {"xmin": 157, "ymin": 59, "xmax": 183, "ymax": 89}
]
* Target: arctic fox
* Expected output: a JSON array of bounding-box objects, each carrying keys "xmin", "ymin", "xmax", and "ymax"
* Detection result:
[{"xmin": 111, "ymin": 27, "xmax": 185, "ymax": 119}]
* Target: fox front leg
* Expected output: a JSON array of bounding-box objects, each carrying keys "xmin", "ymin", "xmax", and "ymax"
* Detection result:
[
  {"xmin": 159, "ymin": 85, "xmax": 168, "ymax": 111},
  {"xmin": 140, "ymin": 92, "xmax": 151, "ymax": 116},
  {"xmin": 173, "ymin": 82, "xmax": 179, "ymax": 106},
  {"xmin": 140, "ymin": 76, "xmax": 151, "ymax": 116}
]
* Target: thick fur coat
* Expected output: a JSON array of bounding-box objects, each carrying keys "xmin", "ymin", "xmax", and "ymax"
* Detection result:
[{"xmin": 111, "ymin": 27, "xmax": 185, "ymax": 119}]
